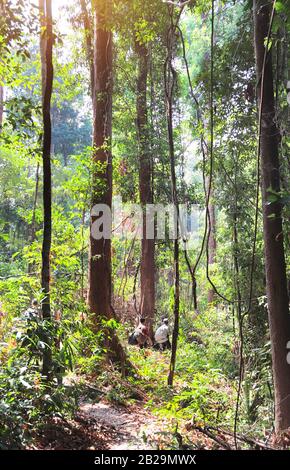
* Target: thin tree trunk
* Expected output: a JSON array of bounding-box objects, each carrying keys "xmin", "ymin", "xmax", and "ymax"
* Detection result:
[
  {"xmin": 135, "ymin": 39, "xmax": 155, "ymax": 337},
  {"xmin": 166, "ymin": 9, "xmax": 180, "ymax": 387},
  {"xmin": 167, "ymin": 99, "xmax": 180, "ymax": 385},
  {"xmin": 39, "ymin": 0, "xmax": 53, "ymax": 379},
  {"xmin": 254, "ymin": 0, "xmax": 290, "ymax": 433}
]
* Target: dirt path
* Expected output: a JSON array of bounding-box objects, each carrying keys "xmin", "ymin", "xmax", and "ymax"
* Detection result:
[
  {"xmin": 33, "ymin": 375, "xmax": 170, "ymax": 450},
  {"xmin": 34, "ymin": 397, "xmax": 168, "ymax": 450},
  {"xmin": 79, "ymin": 400, "xmax": 165, "ymax": 450}
]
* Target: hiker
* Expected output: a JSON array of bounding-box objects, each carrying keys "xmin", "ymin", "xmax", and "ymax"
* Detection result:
[
  {"xmin": 154, "ymin": 317, "xmax": 171, "ymax": 351},
  {"xmin": 134, "ymin": 317, "xmax": 152, "ymax": 349}
]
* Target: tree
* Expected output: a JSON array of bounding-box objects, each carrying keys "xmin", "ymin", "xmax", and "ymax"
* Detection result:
[
  {"xmin": 87, "ymin": 0, "xmax": 128, "ymax": 368},
  {"xmin": 87, "ymin": 0, "xmax": 112, "ymax": 319},
  {"xmin": 87, "ymin": 0, "xmax": 112, "ymax": 321},
  {"xmin": 254, "ymin": 0, "xmax": 290, "ymax": 433},
  {"xmin": 135, "ymin": 39, "xmax": 155, "ymax": 336},
  {"xmin": 165, "ymin": 5, "xmax": 181, "ymax": 387},
  {"xmin": 39, "ymin": 0, "xmax": 53, "ymax": 379}
]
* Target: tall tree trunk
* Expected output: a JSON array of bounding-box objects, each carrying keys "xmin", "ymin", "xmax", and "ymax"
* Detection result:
[
  {"xmin": 88, "ymin": 0, "xmax": 112, "ymax": 320},
  {"xmin": 87, "ymin": 0, "xmax": 128, "ymax": 368},
  {"xmin": 39, "ymin": 0, "xmax": 53, "ymax": 379},
  {"xmin": 135, "ymin": 40, "xmax": 155, "ymax": 336},
  {"xmin": 254, "ymin": 0, "xmax": 290, "ymax": 433},
  {"xmin": 167, "ymin": 97, "xmax": 180, "ymax": 386},
  {"xmin": 166, "ymin": 9, "xmax": 180, "ymax": 387}
]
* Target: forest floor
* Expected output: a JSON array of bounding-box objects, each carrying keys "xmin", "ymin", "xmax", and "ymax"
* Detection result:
[
  {"xmin": 30, "ymin": 361, "xmax": 173, "ymax": 451},
  {"xmin": 32, "ymin": 394, "xmax": 170, "ymax": 450},
  {"xmin": 29, "ymin": 345, "xmax": 238, "ymax": 450},
  {"xmin": 29, "ymin": 343, "xmax": 279, "ymax": 450},
  {"xmin": 28, "ymin": 365, "xmax": 282, "ymax": 451},
  {"xmin": 78, "ymin": 400, "xmax": 166, "ymax": 450}
]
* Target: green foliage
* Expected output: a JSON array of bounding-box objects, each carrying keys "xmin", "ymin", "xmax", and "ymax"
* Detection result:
[
  {"xmin": 0, "ymin": 0, "xmax": 288, "ymax": 450},
  {"xmin": 127, "ymin": 307, "xmax": 236, "ymax": 427},
  {"xmin": 0, "ymin": 358, "xmax": 75, "ymax": 449}
]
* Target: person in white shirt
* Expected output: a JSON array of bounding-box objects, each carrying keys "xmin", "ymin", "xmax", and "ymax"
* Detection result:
[{"xmin": 154, "ymin": 318, "xmax": 171, "ymax": 351}]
